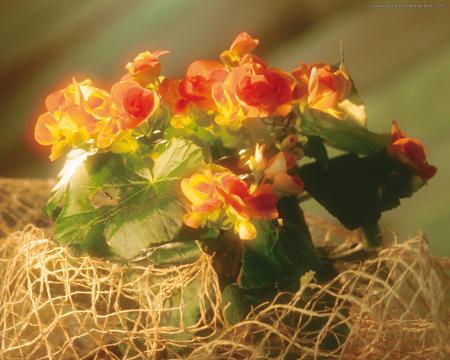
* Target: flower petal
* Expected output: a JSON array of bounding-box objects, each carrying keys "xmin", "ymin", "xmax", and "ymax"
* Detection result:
[
  {"xmin": 273, "ymin": 172, "xmax": 304, "ymax": 196},
  {"xmin": 35, "ymin": 112, "xmax": 58, "ymax": 145}
]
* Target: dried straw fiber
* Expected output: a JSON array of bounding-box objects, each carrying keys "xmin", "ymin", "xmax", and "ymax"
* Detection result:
[{"xmin": 0, "ymin": 178, "xmax": 448, "ymax": 359}]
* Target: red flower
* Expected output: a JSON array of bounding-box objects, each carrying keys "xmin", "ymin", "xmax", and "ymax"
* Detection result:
[
  {"xmin": 161, "ymin": 60, "xmax": 228, "ymax": 114},
  {"xmin": 159, "ymin": 78, "xmax": 190, "ymax": 115},
  {"xmin": 218, "ymin": 174, "xmax": 278, "ymax": 221},
  {"xmin": 245, "ymin": 184, "xmax": 279, "ymax": 220},
  {"xmin": 111, "ymin": 80, "xmax": 159, "ymax": 129},
  {"xmin": 226, "ymin": 56, "xmax": 295, "ymax": 118},
  {"xmin": 123, "ymin": 88, "xmax": 154, "ymax": 120},
  {"xmin": 218, "ymin": 174, "xmax": 252, "ymax": 216},
  {"xmin": 388, "ymin": 121, "xmax": 437, "ymax": 181}
]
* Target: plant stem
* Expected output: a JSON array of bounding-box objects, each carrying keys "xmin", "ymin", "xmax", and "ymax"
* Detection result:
[{"xmin": 362, "ymin": 222, "xmax": 382, "ymax": 249}]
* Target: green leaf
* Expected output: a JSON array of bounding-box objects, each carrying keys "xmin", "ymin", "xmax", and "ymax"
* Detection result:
[
  {"xmin": 298, "ymin": 153, "xmax": 418, "ymax": 230},
  {"xmin": 277, "ymin": 197, "xmax": 333, "ymax": 283},
  {"xmin": 153, "ymin": 137, "xmax": 204, "ymax": 180},
  {"xmin": 239, "ymin": 199, "xmax": 330, "ymax": 291},
  {"xmin": 53, "ymin": 138, "xmax": 205, "ymax": 260},
  {"xmin": 302, "ymin": 135, "xmax": 329, "ymax": 169},
  {"xmin": 298, "ymin": 108, "xmax": 389, "ymax": 155},
  {"xmin": 221, "ymin": 284, "xmax": 248, "ymax": 325},
  {"xmin": 45, "ymin": 149, "xmax": 95, "ymax": 218},
  {"xmin": 239, "ymin": 221, "xmax": 299, "ymax": 290},
  {"xmin": 160, "ymin": 276, "xmax": 205, "ymax": 345},
  {"xmin": 142, "ymin": 241, "xmax": 201, "ymax": 266}
]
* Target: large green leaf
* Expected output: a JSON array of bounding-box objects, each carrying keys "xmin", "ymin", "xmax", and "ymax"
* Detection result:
[
  {"xmin": 298, "ymin": 153, "xmax": 421, "ymax": 230},
  {"xmin": 160, "ymin": 275, "xmax": 205, "ymax": 344},
  {"xmin": 239, "ymin": 197, "xmax": 330, "ymax": 291},
  {"xmin": 302, "ymin": 135, "xmax": 329, "ymax": 169},
  {"xmin": 298, "ymin": 108, "xmax": 389, "ymax": 155},
  {"xmin": 54, "ymin": 138, "xmax": 205, "ymax": 260},
  {"xmin": 239, "ymin": 222, "xmax": 296, "ymax": 289},
  {"xmin": 221, "ymin": 284, "xmax": 248, "ymax": 325},
  {"xmin": 276, "ymin": 197, "xmax": 332, "ymax": 282},
  {"xmin": 45, "ymin": 149, "xmax": 95, "ymax": 218}
]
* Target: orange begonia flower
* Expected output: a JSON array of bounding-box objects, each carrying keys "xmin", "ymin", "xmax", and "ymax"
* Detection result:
[
  {"xmin": 181, "ymin": 167, "xmax": 279, "ymax": 240},
  {"xmin": 218, "ymin": 173, "xmax": 252, "ymax": 217},
  {"xmin": 181, "ymin": 170, "xmax": 224, "ymax": 228},
  {"xmin": 35, "ymin": 107, "xmax": 95, "ymax": 161},
  {"xmin": 180, "ymin": 60, "xmax": 228, "ymax": 110},
  {"xmin": 292, "ymin": 63, "xmax": 352, "ymax": 119},
  {"xmin": 217, "ymin": 173, "xmax": 278, "ymax": 222},
  {"xmin": 35, "ymin": 77, "xmax": 156, "ymax": 159},
  {"xmin": 90, "ymin": 80, "xmax": 159, "ymax": 151},
  {"xmin": 218, "ymin": 55, "xmax": 295, "ymax": 120},
  {"xmin": 221, "ymin": 32, "xmax": 260, "ymax": 66},
  {"xmin": 160, "ymin": 60, "xmax": 228, "ymax": 116},
  {"xmin": 95, "ymin": 117, "xmax": 120, "ymax": 149},
  {"xmin": 291, "ymin": 62, "xmax": 311, "ymax": 103},
  {"xmin": 111, "ymin": 80, "xmax": 159, "ymax": 130},
  {"xmin": 388, "ymin": 121, "xmax": 437, "ymax": 181},
  {"xmin": 35, "ymin": 79, "xmax": 101, "ymax": 160},
  {"xmin": 44, "ymin": 78, "xmax": 93, "ymax": 112},
  {"xmin": 159, "ymin": 78, "xmax": 190, "ymax": 115},
  {"xmin": 125, "ymin": 50, "xmax": 169, "ymax": 86},
  {"xmin": 218, "ymin": 173, "xmax": 278, "ymax": 239}
]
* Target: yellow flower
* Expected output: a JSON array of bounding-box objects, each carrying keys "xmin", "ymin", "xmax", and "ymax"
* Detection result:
[
  {"xmin": 181, "ymin": 167, "xmax": 279, "ymax": 240},
  {"xmin": 181, "ymin": 170, "xmax": 224, "ymax": 228},
  {"xmin": 34, "ymin": 107, "xmax": 95, "ymax": 161}
]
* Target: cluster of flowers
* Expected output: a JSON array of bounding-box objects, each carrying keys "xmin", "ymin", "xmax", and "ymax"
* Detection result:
[
  {"xmin": 35, "ymin": 51, "xmax": 167, "ymax": 160},
  {"xmin": 160, "ymin": 32, "xmax": 352, "ymax": 128},
  {"xmin": 35, "ymin": 32, "xmax": 436, "ymax": 240},
  {"xmin": 182, "ymin": 141, "xmax": 303, "ymax": 240}
]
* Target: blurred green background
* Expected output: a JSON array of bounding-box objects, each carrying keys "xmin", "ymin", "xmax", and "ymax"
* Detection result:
[{"xmin": 0, "ymin": 0, "xmax": 448, "ymax": 255}]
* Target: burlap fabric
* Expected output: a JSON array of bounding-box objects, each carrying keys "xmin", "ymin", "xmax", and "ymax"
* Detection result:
[{"xmin": 0, "ymin": 178, "xmax": 448, "ymax": 359}]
